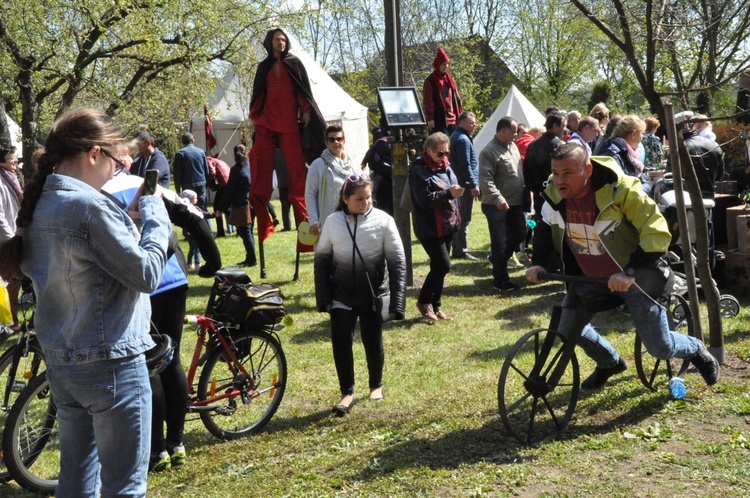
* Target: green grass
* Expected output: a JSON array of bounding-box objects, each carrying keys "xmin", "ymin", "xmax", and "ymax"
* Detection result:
[{"xmin": 4, "ymin": 199, "xmax": 750, "ymax": 497}]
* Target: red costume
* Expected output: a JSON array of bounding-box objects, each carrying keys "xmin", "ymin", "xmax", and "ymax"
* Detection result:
[
  {"xmin": 422, "ymin": 47, "xmax": 463, "ymax": 134},
  {"xmin": 249, "ymin": 28, "xmax": 326, "ymax": 248}
]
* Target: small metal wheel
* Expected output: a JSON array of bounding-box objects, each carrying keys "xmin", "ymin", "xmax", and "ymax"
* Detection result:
[
  {"xmin": 634, "ymin": 294, "xmax": 694, "ymax": 392},
  {"xmin": 719, "ymin": 294, "xmax": 740, "ymax": 318},
  {"xmin": 498, "ymin": 328, "xmax": 579, "ymax": 445}
]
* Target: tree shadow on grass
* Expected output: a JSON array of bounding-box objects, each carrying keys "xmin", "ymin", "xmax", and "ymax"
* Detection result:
[{"xmin": 345, "ymin": 380, "xmax": 666, "ymax": 483}]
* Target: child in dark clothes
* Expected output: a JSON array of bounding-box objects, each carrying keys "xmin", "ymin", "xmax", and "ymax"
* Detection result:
[{"xmin": 180, "ymin": 189, "xmax": 215, "ymax": 270}]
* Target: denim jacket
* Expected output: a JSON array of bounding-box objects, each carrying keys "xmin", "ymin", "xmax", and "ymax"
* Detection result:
[{"xmin": 19, "ymin": 174, "xmax": 170, "ymax": 365}]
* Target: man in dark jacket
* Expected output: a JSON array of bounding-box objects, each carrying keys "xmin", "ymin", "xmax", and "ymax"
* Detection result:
[
  {"xmin": 248, "ymin": 28, "xmax": 326, "ymax": 244},
  {"xmin": 523, "ymin": 111, "xmax": 566, "ymax": 219},
  {"xmin": 173, "ymin": 133, "xmax": 210, "ymax": 209},
  {"xmin": 449, "ymin": 112, "xmax": 480, "ymax": 260},
  {"xmin": 131, "ymin": 130, "xmax": 170, "ymax": 189},
  {"xmin": 673, "ymin": 111, "xmax": 725, "ymax": 199}
]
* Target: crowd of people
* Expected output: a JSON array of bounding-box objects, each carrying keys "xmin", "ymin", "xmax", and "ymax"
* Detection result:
[{"xmin": 0, "ymin": 37, "xmax": 730, "ymax": 498}]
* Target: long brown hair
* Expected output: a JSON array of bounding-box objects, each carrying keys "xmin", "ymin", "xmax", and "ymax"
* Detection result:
[{"xmin": 0, "ymin": 108, "xmax": 125, "ymax": 280}]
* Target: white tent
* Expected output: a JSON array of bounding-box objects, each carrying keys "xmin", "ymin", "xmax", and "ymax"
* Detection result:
[
  {"xmin": 190, "ymin": 39, "xmax": 369, "ymax": 167},
  {"xmin": 473, "ymin": 85, "xmax": 545, "ymax": 154},
  {"xmin": 3, "ymin": 116, "xmax": 22, "ymax": 158}
]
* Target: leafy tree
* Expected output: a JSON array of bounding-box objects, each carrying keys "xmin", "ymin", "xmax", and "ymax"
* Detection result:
[
  {"xmin": 587, "ymin": 82, "xmax": 612, "ymax": 114},
  {"xmin": 0, "ymin": 0, "xmax": 288, "ymax": 178}
]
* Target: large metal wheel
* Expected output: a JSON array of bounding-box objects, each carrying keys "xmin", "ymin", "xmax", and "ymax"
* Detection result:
[
  {"xmin": 198, "ymin": 330, "xmax": 287, "ymax": 440},
  {"xmin": 498, "ymin": 328, "xmax": 579, "ymax": 445},
  {"xmin": 634, "ymin": 294, "xmax": 694, "ymax": 392}
]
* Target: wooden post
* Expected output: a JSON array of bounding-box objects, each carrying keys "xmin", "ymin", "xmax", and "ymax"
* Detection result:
[{"xmin": 663, "ymin": 103, "xmax": 704, "ymax": 342}]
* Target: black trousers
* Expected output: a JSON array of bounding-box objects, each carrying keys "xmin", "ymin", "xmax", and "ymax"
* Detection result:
[
  {"xmin": 417, "ymin": 234, "xmax": 453, "ymax": 311},
  {"xmin": 330, "ymin": 306, "xmax": 384, "ymax": 396}
]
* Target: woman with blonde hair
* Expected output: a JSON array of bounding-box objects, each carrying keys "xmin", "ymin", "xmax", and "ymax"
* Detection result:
[{"xmin": 598, "ymin": 114, "xmax": 651, "ymax": 192}]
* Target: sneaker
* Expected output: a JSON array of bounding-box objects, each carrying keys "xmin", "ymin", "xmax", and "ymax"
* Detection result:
[
  {"xmin": 581, "ymin": 357, "xmax": 627, "ymax": 390},
  {"xmin": 456, "ymin": 252, "xmax": 479, "ymax": 261},
  {"xmin": 434, "ymin": 310, "xmax": 452, "ymax": 321},
  {"xmin": 494, "ymin": 282, "xmax": 519, "ymax": 292},
  {"xmin": 169, "ymin": 444, "xmax": 186, "ymax": 467},
  {"xmin": 691, "ymin": 342, "xmax": 720, "ymax": 386},
  {"xmin": 150, "ymin": 451, "xmax": 171, "ymax": 472},
  {"xmin": 508, "ymin": 254, "xmax": 523, "ymax": 269},
  {"xmin": 416, "ymin": 302, "xmax": 438, "ymax": 322}
]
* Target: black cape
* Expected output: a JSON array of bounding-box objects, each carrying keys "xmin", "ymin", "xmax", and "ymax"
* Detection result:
[{"xmin": 250, "ymin": 28, "xmax": 327, "ymax": 164}]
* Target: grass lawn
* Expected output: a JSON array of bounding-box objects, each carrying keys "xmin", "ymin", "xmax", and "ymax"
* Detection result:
[{"xmin": 4, "ymin": 199, "xmax": 750, "ymax": 497}]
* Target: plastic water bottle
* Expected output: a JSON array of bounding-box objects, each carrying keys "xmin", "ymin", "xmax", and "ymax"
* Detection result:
[{"xmin": 669, "ymin": 377, "xmax": 686, "ymax": 399}]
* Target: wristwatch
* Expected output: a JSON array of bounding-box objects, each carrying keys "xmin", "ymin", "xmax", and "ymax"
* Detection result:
[{"xmin": 624, "ymin": 266, "xmax": 636, "ymax": 277}]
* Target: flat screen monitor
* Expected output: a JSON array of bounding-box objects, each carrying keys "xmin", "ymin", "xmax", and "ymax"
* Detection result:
[{"xmin": 377, "ymin": 87, "xmax": 426, "ymax": 128}]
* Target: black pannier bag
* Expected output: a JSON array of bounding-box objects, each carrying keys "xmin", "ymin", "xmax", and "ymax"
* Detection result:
[{"xmin": 217, "ymin": 282, "xmax": 286, "ymax": 329}]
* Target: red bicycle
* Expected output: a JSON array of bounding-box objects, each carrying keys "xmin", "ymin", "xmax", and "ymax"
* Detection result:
[{"xmin": 1, "ymin": 268, "xmax": 288, "ymax": 494}]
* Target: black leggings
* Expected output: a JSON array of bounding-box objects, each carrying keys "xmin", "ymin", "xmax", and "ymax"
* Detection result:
[
  {"xmin": 150, "ymin": 285, "xmax": 189, "ymax": 453},
  {"xmin": 330, "ymin": 306, "xmax": 384, "ymax": 396}
]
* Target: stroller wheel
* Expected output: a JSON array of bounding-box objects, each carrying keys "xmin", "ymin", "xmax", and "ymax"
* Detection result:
[{"xmin": 719, "ymin": 295, "xmax": 740, "ymax": 318}]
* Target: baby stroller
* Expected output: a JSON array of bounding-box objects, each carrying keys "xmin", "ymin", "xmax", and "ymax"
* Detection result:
[
  {"xmin": 654, "ymin": 173, "xmax": 740, "ymax": 319},
  {"xmin": 668, "ymin": 250, "xmax": 740, "ymax": 320}
]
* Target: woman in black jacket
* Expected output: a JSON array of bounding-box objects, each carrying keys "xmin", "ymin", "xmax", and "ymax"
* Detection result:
[
  {"xmin": 216, "ymin": 144, "xmax": 256, "ymax": 267},
  {"xmin": 409, "ymin": 132, "xmax": 464, "ymax": 322}
]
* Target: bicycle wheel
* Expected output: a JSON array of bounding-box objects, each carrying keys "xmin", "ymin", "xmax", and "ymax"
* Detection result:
[
  {"xmin": 498, "ymin": 328, "xmax": 580, "ymax": 445},
  {"xmin": 2, "ymin": 371, "xmax": 58, "ymax": 495},
  {"xmin": 197, "ymin": 330, "xmax": 287, "ymax": 440},
  {"xmin": 0, "ymin": 338, "xmax": 46, "ymax": 483},
  {"xmin": 634, "ymin": 294, "xmax": 694, "ymax": 392}
]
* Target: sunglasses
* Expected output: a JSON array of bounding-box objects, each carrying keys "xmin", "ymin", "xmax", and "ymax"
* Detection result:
[
  {"xmin": 101, "ymin": 148, "xmax": 127, "ymax": 176},
  {"xmin": 343, "ymin": 173, "xmax": 370, "ymax": 190},
  {"xmin": 326, "ymin": 136, "xmax": 345, "ymax": 143},
  {"xmin": 434, "ymin": 150, "xmax": 450, "ymax": 158}
]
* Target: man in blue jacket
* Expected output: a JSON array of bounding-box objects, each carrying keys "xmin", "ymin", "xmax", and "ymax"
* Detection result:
[
  {"xmin": 173, "ymin": 133, "xmax": 210, "ymax": 209},
  {"xmin": 449, "ymin": 112, "xmax": 480, "ymax": 260}
]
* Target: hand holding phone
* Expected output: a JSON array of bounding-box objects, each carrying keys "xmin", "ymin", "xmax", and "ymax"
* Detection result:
[{"xmin": 143, "ymin": 170, "xmax": 158, "ymax": 196}]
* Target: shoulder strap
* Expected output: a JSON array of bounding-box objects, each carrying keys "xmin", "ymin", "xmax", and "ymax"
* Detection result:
[{"xmin": 345, "ymin": 216, "xmax": 377, "ymax": 299}]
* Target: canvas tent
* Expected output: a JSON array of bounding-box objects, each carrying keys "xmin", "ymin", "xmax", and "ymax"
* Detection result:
[
  {"xmin": 190, "ymin": 38, "xmax": 369, "ymax": 168},
  {"xmin": 473, "ymin": 85, "xmax": 545, "ymax": 154},
  {"xmin": 2, "ymin": 116, "xmax": 22, "ymax": 158}
]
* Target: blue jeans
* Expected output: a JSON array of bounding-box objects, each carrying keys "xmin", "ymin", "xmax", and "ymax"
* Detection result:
[
  {"xmin": 557, "ymin": 283, "xmax": 700, "ymax": 368},
  {"xmin": 482, "ymin": 204, "xmax": 526, "ymax": 285},
  {"xmin": 48, "ymin": 355, "xmax": 152, "ymax": 498}
]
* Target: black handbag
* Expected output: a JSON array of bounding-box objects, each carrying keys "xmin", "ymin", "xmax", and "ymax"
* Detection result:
[{"xmin": 346, "ymin": 219, "xmax": 392, "ymax": 323}]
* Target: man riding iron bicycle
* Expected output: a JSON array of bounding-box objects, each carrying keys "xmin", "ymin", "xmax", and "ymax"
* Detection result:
[{"xmin": 525, "ymin": 143, "xmax": 719, "ymax": 390}]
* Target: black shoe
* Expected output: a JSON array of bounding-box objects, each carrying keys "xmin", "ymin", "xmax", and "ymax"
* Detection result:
[
  {"xmin": 691, "ymin": 342, "xmax": 720, "ymax": 386},
  {"xmin": 581, "ymin": 357, "xmax": 627, "ymax": 390},
  {"xmin": 236, "ymin": 260, "xmax": 258, "ymax": 268},
  {"xmin": 332, "ymin": 404, "xmax": 349, "ymax": 417},
  {"xmin": 273, "ymin": 218, "xmax": 280, "ymax": 227},
  {"xmin": 494, "ymin": 281, "xmax": 519, "ymax": 292}
]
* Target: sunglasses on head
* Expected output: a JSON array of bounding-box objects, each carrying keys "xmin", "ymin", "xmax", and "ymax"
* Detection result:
[
  {"xmin": 101, "ymin": 148, "xmax": 127, "ymax": 175},
  {"xmin": 326, "ymin": 136, "xmax": 345, "ymax": 143},
  {"xmin": 343, "ymin": 173, "xmax": 370, "ymax": 189}
]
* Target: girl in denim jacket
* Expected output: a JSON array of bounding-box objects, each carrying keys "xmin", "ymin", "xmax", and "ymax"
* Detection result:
[{"xmin": 0, "ymin": 109, "xmax": 170, "ymax": 498}]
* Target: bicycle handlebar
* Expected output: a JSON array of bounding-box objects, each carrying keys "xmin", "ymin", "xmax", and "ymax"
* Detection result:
[{"xmin": 538, "ymin": 273, "xmax": 610, "ymax": 286}]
